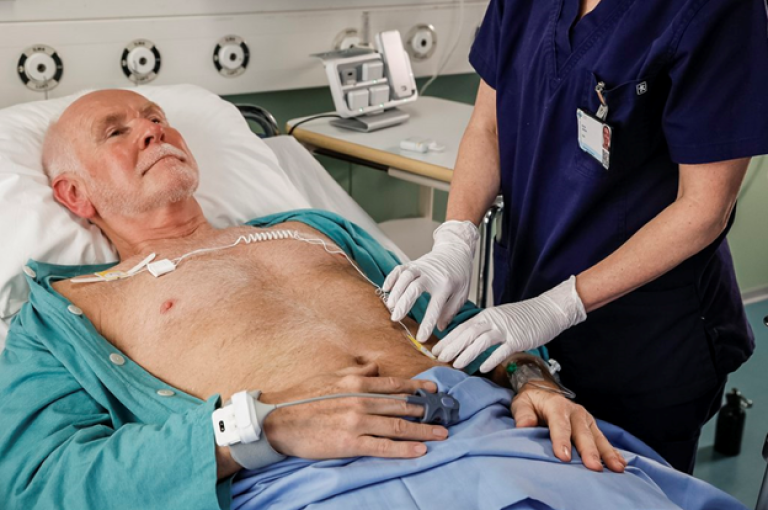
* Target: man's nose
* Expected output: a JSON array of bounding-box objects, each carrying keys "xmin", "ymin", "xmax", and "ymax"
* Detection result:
[{"xmin": 140, "ymin": 120, "xmax": 165, "ymax": 149}]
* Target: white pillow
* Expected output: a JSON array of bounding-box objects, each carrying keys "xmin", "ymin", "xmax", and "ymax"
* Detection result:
[{"xmin": 0, "ymin": 84, "xmax": 310, "ymax": 325}]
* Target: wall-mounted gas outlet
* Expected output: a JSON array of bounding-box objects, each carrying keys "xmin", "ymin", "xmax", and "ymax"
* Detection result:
[
  {"xmin": 121, "ymin": 39, "xmax": 161, "ymax": 83},
  {"xmin": 17, "ymin": 44, "xmax": 63, "ymax": 91},
  {"xmin": 333, "ymin": 28, "xmax": 361, "ymax": 51},
  {"xmin": 213, "ymin": 35, "xmax": 250, "ymax": 77},
  {"xmin": 406, "ymin": 24, "xmax": 437, "ymax": 61}
]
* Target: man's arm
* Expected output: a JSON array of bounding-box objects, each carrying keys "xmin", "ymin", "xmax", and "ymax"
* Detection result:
[
  {"xmin": 0, "ymin": 333, "xmax": 447, "ymax": 509},
  {"xmin": 0, "ymin": 336, "xmax": 227, "ymax": 510},
  {"xmin": 510, "ymin": 379, "xmax": 627, "ymax": 473},
  {"xmin": 488, "ymin": 354, "xmax": 626, "ymax": 473},
  {"xmin": 216, "ymin": 362, "xmax": 447, "ymax": 476},
  {"xmin": 576, "ymin": 158, "xmax": 749, "ymax": 311}
]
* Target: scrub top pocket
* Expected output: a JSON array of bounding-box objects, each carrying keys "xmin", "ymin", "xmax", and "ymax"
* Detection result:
[{"xmin": 574, "ymin": 69, "xmax": 668, "ymax": 178}]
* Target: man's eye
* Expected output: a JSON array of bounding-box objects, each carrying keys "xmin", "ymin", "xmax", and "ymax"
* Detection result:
[
  {"xmin": 108, "ymin": 129, "xmax": 123, "ymax": 138},
  {"xmin": 151, "ymin": 117, "xmax": 162, "ymax": 124}
]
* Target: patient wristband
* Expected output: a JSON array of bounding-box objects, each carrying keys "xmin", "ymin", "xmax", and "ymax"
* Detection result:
[{"xmin": 212, "ymin": 390, "xmax": 286, "ymax": 470}]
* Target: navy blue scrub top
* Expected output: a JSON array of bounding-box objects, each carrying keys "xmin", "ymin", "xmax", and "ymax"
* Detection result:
[{"xmin": 471, "ymin": 0, "xmax": 768, "ymax": 407}]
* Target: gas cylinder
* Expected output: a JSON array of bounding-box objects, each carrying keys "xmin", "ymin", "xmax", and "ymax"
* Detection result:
[{"xmin": 714, "ymin": 388, "xmax": 752, "ymax": 456}]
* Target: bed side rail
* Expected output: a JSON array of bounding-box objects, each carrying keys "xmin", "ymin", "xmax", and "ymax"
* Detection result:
[
  {"xmin": 235, "ymin": 104, "xmax": 280, "ymax": 138},
  {"xmin": 476, "ymin": 195, "xmax": 503, "ymax": 308}
]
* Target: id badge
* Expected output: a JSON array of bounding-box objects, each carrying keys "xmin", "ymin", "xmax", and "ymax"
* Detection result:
[{"xmin": 577, "ymin": 108, "xmax": 612, "ymax": 170}]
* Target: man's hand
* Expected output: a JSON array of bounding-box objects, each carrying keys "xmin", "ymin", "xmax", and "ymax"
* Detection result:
[
  {"xmin": 433, "ymin": 277, "xmax": 587, "ymax": 372},
  {"xmin": 260, "ymin": 363, "xmax": 449, "ymax": 460},
  {"xmin": 511, "ymin": 382, "xmax": 627, "ymax": 473},
  {"xmin": 383, "ymin": 220, "xmax": 479, "ymax": 342}
]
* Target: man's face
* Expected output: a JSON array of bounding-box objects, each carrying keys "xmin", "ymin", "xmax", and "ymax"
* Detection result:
[{"xmin": 66, "ymin": 90, "xmax": 199, "ymax": 217}]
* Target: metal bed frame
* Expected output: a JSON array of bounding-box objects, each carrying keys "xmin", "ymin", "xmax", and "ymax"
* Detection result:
[{"xmin": 235, "ymin": 104, "xmax": 280, "ymax": 138}]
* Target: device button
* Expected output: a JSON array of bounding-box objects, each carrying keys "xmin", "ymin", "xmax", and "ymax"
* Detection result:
[
  {"xmin": 346, "ymin": 89, "xmax": 370, "ymax": 111},
  {"xmin": 369, "ymin": 84, "xmax": 390, "ymax": 106}
]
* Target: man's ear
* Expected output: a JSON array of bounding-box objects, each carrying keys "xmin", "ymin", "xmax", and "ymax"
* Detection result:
[{"xmin": 52, "ymin": 175, "xmax": 96, "ymax": 219}]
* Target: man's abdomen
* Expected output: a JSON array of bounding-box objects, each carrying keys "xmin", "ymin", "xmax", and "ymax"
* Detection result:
[{"xmin": 92, "ymin": 238, "xmax": 443, "ymax": 401}]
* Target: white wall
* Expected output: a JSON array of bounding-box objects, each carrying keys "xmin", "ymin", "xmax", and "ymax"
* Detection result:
[{"xmin": 0, "ymin": 1, "xmax": 488, "ymax": 107}]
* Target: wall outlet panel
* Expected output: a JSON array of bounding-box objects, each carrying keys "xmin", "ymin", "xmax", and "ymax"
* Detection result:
[{"xmin": 0, "ymin": 1, "xmax": 487, "ymax": 107}]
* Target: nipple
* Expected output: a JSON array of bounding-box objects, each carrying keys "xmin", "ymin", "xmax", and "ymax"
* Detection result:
[{"xmin": 159, "ymin": 299, "xmax": 175, "ymax": 314}]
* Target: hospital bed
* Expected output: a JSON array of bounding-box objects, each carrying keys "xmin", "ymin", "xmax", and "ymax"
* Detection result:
[{"xmin": 0, "ymin": 84, "xmax": 762, "ymax": 510}]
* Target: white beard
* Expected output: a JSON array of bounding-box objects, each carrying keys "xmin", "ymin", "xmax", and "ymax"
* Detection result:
[{"xmin": 86, "ymin": 159, "xmax": 199, "ymax": 217}]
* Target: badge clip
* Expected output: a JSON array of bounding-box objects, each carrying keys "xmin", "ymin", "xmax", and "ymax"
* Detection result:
[
  {"xmin": 576, "ymin": 79, "xmax": 613, "ymax": 170},
  {"xmin": 595, "ymin": 81, "xmax": 609, "ymax": 121}
]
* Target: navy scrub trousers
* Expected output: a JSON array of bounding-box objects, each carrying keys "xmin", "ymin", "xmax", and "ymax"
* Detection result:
[{"xmin": 471, "ymin": 0, "xmax": 768, "ymax": 473}]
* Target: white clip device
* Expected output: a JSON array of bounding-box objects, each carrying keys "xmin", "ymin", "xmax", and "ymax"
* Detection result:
[
  {"xmin": 213, "ymin": 391, "xmax": 262, "ymax": 446},
  {"xmin": 147, "ymin": 259, "xmax": 176, "ymax": 278},
  {"xmin": 212, "ymin": 390, "xmax": 277, "ymax": 447}
]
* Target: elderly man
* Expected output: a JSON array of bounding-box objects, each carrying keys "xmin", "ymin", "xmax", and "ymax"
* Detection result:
[{"xmin": 2, "ymin": 90, "xmax": 745, "ymax": 510}]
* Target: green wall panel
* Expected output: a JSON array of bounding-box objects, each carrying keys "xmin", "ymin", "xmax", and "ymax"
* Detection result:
[
  {"xmin": 349, "ymin": 164, "xmax": 422, "ymax": 223},
  {"xmin": 728, "ymin": 157, "xmax": 768, "ymax": 293}
]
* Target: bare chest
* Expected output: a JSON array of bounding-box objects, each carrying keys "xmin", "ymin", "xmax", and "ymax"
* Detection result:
[{"xmin": 55, "ymin": 225, "xmax": 435, "ymax": 399}]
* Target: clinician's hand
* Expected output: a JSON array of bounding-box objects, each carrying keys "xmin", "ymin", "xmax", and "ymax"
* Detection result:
[
  {"xmin": 433, "ymin": 276, "xmax": 587, "ymax": 372},
  {"xmin": 383, "ymin": 220, "xmax": 479, "ymax": 342},
  {"xmin": 260, "ymin": 363, "xmax": 449, "ymax": 460},
  {"xmin": 512, "ymin": 381, "xmax": 627, "ymax": 473}
]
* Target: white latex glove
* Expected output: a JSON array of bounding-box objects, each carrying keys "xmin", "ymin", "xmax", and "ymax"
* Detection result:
[
  {"xmin": 383, "ymin": 220, "xmax": 480, "ymax": 342},
  {"xmin": 432, "ymin": 276, "xmax": 587, "ymax": 373}
]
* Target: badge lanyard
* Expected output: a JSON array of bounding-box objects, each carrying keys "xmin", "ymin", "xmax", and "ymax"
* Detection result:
[{"xmin": 576, "ymin": 81, "xmax": 613, "ymax": 170}]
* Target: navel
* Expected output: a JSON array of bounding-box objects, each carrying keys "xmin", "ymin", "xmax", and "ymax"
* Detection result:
[{"xmin": 159, "ymin": 299, "xmax": 176, "ymax": 314}]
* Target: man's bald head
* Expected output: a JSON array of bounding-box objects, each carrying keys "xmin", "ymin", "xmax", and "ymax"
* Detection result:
[
  {"xmin": 42, "ymin": 89, "xmax": 199, "ymax": 220},
  {"xmin": 42, "ymin": 90, "xmax": 162, "ymax": 180}
]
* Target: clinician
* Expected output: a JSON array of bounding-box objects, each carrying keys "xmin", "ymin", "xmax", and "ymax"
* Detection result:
[{"xmin": 384, "ymin": 0, "xmax": 768, "ymax": 473}]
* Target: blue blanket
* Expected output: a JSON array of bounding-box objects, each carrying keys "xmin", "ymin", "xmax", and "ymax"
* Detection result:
[{"xmin": 232, "ymin": 368, "xmax": 745, "ymax": 510}]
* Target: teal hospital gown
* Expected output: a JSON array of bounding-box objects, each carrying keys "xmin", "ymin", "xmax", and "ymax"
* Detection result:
[{"xmin": 0, "ymin": 209, "xmax": 487, "ymax": 510}]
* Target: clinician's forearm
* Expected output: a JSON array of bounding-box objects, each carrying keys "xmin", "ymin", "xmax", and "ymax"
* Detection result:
[
  {"xmin": 576, "ymin": 158, "xmax": 749, "ymax": 312},
  {"xmin": 446, "ymin": 81, "xmax": 501, "ymax": 225},
  {"xmin": 446, "ymin": 124, "xmax": 500, "ymax": 225},
  {"xmin": 576, "ymin": 194, "xmax": 733, "ymax": 310}
]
